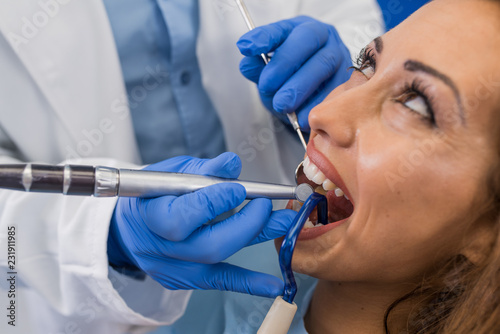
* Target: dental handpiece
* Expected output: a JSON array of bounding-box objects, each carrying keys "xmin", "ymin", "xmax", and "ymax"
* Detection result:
[
  {"xmin": 234, "ymin": 0, "xmax": 308, "ymax": 151},
  {"xmin": 0, "ymin": 164, "xmax": 314, "ymax": 202}
]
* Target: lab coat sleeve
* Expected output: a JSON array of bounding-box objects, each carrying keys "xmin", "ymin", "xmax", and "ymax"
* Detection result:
[{"xmin": 0, "ymin": 156, "xmax": 190, "ymax": 334}]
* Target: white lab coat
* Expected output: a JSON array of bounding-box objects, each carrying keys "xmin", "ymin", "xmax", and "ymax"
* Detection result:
[{"xmin": 0, "ymin": 0, "xmax": 383, "ymax": 333}]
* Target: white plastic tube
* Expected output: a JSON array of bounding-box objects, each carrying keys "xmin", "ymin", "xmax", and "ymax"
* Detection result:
[{"xmin": 257, "ymin": 296, "xmax": 297, "ymax": 334}]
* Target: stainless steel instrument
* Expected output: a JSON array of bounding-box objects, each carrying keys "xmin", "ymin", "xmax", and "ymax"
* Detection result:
[
  {"xmin": 0, "ymin": 164, "xmax": 314, "ymax": 202},
  {"xmin": 234, "ymin": 0, "xmax": 308, "ymax": 150}
]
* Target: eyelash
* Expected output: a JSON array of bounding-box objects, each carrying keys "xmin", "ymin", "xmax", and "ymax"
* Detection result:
[
  {"xmin": 351, "ymin": 47, "xmax": 376, "ymax": 72},
  {"xmin": 350, "ymin": 47, "xmax": 437, "ymax": 127},
  {"xmin": 396, "ymin": 80, "xmax": 436, "ymax": 126}
]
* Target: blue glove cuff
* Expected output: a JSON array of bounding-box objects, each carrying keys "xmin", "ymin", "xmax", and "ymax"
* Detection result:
[{"xmin": 107, "ymin": 211, "xmax": 145, "ymax": 279}]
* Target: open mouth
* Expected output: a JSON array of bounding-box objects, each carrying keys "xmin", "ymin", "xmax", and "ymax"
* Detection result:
[{"xmin": 291, "ymin": 156, "xmax": 354, "ymax": 231}]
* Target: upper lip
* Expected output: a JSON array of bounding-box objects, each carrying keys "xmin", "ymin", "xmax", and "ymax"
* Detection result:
[{"xmin": 306, "ymin": 141, "xmax": 353, "ymax": 204}]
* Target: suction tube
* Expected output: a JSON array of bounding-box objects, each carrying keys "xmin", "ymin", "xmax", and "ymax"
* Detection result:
[{"xmin": 258, "ymin": 192, "xmax": 328, "ymax": 334}]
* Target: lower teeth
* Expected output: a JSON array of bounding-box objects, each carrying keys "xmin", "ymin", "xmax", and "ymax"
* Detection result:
[
  {"xmin": 304, "ymin": 219, "xmax": 315, "ymax": 229},
  {"xmin": 303, "ymin": 218, "xmax": 325, "ymax": 229}
]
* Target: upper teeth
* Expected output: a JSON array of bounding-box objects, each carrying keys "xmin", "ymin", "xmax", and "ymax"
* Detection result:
[{"xmin": 303, "ymin": 157, "xmax": 348, "ymax": 199}]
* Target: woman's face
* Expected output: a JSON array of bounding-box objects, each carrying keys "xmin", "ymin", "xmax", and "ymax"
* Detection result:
[{"xmin": 287, "ymin": 0, "xmax": 500, "ymax": 284}]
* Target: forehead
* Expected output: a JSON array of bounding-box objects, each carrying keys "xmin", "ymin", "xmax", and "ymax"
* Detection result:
[
  {"xmin": 384, "ymin": 0, "xmax": 500, "ymax": 77},
  {"xmin": 382, "ymin": 0, "xmax": 500, "ymax": 125}
]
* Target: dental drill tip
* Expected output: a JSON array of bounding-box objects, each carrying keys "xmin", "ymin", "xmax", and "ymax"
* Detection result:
[
  {"xmin": 235, "ymin": 0, "xmax": 304, "ymax": 151},
  {"xmin": 260, "ymin": 53, "xmax": 269, "ymax": 65},
  {"xmin": 295, "ymin": 183, "xmax": 313, "ymax": 203},
  {"xmin": 297, "ymin": 130, "xmax": 307, "ymax": 151},
  {"xmin": 286, "ymin": 113, "xmax": 300, "ymax": 131}
]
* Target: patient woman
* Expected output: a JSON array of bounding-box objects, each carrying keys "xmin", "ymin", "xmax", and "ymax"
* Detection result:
[
  {"xmin": 159, "ymin": 0, "xmax": 500, "ymax": 333},
  {"xmin": 294, "ymin": 0, "xmax": 500, "ymax": 333}
]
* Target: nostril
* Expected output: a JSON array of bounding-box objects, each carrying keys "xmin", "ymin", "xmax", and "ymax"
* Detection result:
[{"xmin": 314, "ymin": 128, "xmax": 328, "ymax": 138}]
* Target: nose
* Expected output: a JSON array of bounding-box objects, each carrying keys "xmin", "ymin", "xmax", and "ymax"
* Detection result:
[{"xmin": 309, "ymin": 78, "xmax": 377, "ymax": 148}]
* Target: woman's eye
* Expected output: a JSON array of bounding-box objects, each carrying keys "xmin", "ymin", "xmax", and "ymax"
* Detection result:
[
  {"xmin": 398, "ymin": 91, "xmax": 436, "ymax": 125},
  {"xmin": 351, "ymin": 61, "xmax": 375, "ymax": 79},
  {"xmin": 405, "ymin": 94, "xmax": 428, "ymax": 117},
  {"xmin": 353, "ymin": 47, "xmax": 376, "ymax": 79},
  {"xmin": 360, "ymin": 64, "xmax": 375, "ymax": 78}
]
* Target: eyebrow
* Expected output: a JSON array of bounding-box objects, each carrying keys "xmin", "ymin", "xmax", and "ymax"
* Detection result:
[
  {"xmin": 374, "ymin": 37, "xmax": 383, "ymax": 53},
  {"xmin": 404, "ymin": 60, "xmax": 465, "ymax": 124}
]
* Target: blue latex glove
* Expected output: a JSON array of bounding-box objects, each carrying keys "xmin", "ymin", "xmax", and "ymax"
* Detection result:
[
  {"xmin": 107, "ymin": 152, "xmax": 296, "ymax": 298},
  {"xmin": 237, "ymin": 16, "xmax": 353, "ymax": 131}
]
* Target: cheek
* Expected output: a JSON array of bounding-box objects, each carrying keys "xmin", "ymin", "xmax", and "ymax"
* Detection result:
[
  {"xmin": 355, "ymin": 144, "xmax": 473, "ymax": 254},
  {"xmin": 333, "ymin": 136, "xmax": 480, "ymax": 281},
  {"xmin": 357, "ymin": 133, "xmax": 460, "ymax": 233}
]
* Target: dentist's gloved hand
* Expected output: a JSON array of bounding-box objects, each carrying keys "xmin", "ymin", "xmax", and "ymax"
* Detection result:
[
  {"xmin": 237, "ymin": 16, "xmax": 352, "ymax": 131},
  {"xmin": 107, "ymin": 152, "xmax": 296, "ymax": 298}
]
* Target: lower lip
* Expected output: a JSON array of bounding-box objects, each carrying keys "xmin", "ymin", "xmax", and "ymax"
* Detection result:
[{"xmin": 297, "ymin": 218, "xmax": 349, "ymax": 241}]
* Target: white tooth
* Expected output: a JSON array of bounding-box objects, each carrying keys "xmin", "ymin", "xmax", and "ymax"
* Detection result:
[
  {"xmin": 304, "ymin": 168, "xmax": 313, "ymax": 181},
  {"xmin": 303, "ymin": 157, "xmax": 329, "ymax": 186},
  {"xmin": 308, "ymin": 164, "xmax": 318, "ymax": 178},
  {"xmin": 322, "ymin": 179, "xmax": 336, "ymax": 191},
  {"xmin": 343, "ymin": 194, "xmax": 349, "ymax": 201},
  {"xmin": 315, "ymin": 223, "xmax": 324, "ymax": 227},
  {"xmin": 303, "ymin": 156, "xmax": 347, "ymax": 199},
  {"xmin": 304, "ymin": 162, "xmax": 318, "ymax": 181},
  {"xmin": 303, "ymin": 218, "xmax": 315, "ymax": 229},
  {"xmin": 311, "ymin": 170, "xmax": 326, "ymax": 185},
  {"xmin": 303, "ymin": 156, "xmax": 310, "ymax": 169}
]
